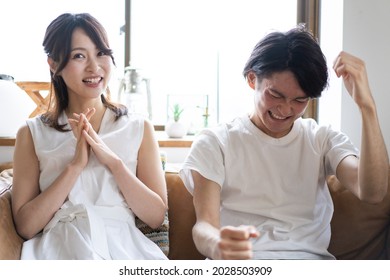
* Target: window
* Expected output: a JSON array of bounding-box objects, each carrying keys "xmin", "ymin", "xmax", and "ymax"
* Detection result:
[
  {"xmin": 1, "ymin": 0, "xmax": 301, "ymax": 132},
  {"xmin": 0, "ymin": 0, "xmax": 125, "ymax": 86},
  {"xmin": 0, "ymin": 0, "xmax": 125, "ymax": 138},
  {"xmin": 129, "ymin": 0, "xmax": 298, "ymax": 130}
]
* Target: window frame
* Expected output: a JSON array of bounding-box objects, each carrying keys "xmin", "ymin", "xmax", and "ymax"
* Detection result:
[{"xmin": 297, "ymin": 0, "xmax": 321, "ymax": 120}]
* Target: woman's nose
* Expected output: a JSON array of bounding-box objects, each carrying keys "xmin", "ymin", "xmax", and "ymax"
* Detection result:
[{"xmin": 87, "ymin": 58, "xmax": 100, "ymax": 72}]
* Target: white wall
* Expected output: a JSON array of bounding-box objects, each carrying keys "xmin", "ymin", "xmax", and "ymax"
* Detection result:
[
  {"xmin": 341, "ymin": 0, "xmax": 390, "ymax": 152},
  {"xmin": 318, "ymin": 0, "xmax": 343, "ymax": 131}
]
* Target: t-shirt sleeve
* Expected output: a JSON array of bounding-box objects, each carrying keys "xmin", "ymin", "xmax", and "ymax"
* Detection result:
[
  {"xmin": 179, "ymin": 130, "xmax": 226, "ymax": 195},
  {"xmin": 323, "ymin": 127, "xmax": 360, "ymax": 176}
]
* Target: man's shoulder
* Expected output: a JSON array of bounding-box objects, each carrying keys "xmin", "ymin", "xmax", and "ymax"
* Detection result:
[{"xmin": 200, "ymin": 116, "xmax": 246, "ymax": 139}]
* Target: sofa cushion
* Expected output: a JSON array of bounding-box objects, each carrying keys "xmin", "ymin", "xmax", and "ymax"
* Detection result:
[
  {"xmin": 327, "ymin": 169, "xmax": 390, "ymax": 259},
  {"xmin": 0, "ymin": 168, "xmax": 23, "ymax": 260},
  {"xmin": 0, "ymin": 163, "xmax": 13, "ymax": 174},
  {"xmin": 135, "ymin": 213, "xmax": 169, "ymax": 256},
  {"xmin": 0, "ymin": 168, "xmax": 13, "ymax": 196}
]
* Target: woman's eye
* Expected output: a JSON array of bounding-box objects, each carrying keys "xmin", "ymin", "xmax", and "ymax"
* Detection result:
[
  {"xmin": 72, "ymin": 53, "xmax": 85, "ymax": 59},
  {"xmin": 98, "ymin": 50, "xmax": 108, "ymax": 56}
]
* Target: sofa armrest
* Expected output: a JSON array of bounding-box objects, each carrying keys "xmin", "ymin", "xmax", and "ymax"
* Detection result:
[
  {"xmin": 0, "ymin": 190, "xmax": 23, "ymax": 259},
  {"xmin": 166, "ymin": 173, "xmax": 204, "ymax": 260},
  {"xmin": 327, "ymin": 168, "xmax": 390, "ymax": 259}
]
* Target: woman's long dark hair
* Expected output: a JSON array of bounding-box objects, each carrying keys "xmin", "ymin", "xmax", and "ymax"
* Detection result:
[{"xmin": 42, "ymin": 13, "xmax": 127, "ymax": 131}]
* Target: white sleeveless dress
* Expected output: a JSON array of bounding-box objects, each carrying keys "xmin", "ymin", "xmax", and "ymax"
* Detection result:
[{"xmin": 21, "ymin": 109, "xmax": 167, "ymax": 260}]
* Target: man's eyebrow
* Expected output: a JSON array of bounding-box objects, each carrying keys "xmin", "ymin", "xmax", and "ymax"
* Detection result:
[
  {"xmin": 269, "ymin": 88, "xmax": 285, "ymax": 97},
  {"xmin": 269, "ymin": 87, "xmax": 308, "ymax": 100}
]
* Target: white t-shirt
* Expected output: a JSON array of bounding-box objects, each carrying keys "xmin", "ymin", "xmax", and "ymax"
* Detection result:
[{"xmin": 180, "ymin": 115, "xmax": 359, "ymax": 259}]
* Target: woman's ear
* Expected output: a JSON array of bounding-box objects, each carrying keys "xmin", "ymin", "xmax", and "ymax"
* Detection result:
[
  {"xmin": 247, "ymin": 71, "xmax": 257, "ymax": 90},
  {"xmin": 47, "ymin": 57, "xmax": 58, "ymax": 75}
]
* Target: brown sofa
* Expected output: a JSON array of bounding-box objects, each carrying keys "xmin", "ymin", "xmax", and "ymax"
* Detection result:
[{"xmin": 1, "ymin": 163, "xmax": 389, "ymax": 260}]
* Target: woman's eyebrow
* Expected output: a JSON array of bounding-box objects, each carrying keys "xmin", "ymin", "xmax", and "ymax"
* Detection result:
[{"xmin": 70, "ymin": 47, "xmax": 87, "ymax": 52}]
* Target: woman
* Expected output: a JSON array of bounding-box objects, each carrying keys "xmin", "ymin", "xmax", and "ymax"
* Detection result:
[{"xmin": 11, "ymin": 13, "xmax": 168, "ymax": 260}]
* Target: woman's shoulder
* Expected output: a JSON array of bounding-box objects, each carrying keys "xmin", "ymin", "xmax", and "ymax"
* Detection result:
[
  {"xmin": 15, "ymin": 123, "xmax": 35, "ymax": 150},
  {"xmin": 16, "ymin": 115, "xmax": 45, "ymax": 138},
  {"xmin": 25, "ymin": 114, "xmax": 41, "ymax": 122},
  {"xmin": 16, "ymin": 123, "xmax": 31, "ymax": 139},
  {"xmin": 106, "ymin": 111, "xmax": 148, "ymax": 142}
]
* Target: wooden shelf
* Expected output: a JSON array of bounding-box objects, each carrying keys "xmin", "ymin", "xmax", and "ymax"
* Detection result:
[
  {"xmin": 155, "ymin": 131, "xmax": 193, "ymax": 148},
  {"xmin": 158, "ymin": 139, "xmax": 192, "ymax": 148},
  {"xmin": 0, "ymin": 133, "xmax": 193, "ymax": 148},
  {"xmin": 0, "ymin": 138, "xmax": 16, "ymax": 146}
]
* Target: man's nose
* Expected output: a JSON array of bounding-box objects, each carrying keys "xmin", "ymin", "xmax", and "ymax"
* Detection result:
[{"xmin": 277, "ymin": 100, "xmax": 293, "ymax": 116}]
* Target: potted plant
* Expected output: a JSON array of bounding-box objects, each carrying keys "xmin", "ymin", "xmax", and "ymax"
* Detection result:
[{"xmin": 165, "ymin": 103, "xmax": 187, "ymax": 138}]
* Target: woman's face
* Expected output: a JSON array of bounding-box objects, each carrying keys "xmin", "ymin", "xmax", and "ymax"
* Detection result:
[
  {"xmin": 58, "ymin": 27, "xmax": 113, "ymax": 101},
  {"xmin": 249, "ymin": 70, "xmax": 309, "ymax": 138}
]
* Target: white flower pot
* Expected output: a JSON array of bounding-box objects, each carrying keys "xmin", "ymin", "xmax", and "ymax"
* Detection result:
[{"xmin": 165, "ymin": 120, "xmax": 187, "ymax": 138}]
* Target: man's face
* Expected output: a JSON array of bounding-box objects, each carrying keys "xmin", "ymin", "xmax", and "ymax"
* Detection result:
[{"xmin": 249, "ymin": 70, "xmax": 309, "ymax": 138}]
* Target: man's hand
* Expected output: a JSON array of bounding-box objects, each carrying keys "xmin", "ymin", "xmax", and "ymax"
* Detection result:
[
  {"xmin": 333, "ymin": 51, "xmax": 374, "ymax": 109},
  {"xmin": 217, "ymin": 225, "xmax": 260, "ymax": 260}
]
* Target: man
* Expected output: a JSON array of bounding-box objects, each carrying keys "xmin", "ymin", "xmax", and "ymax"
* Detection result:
[{"xmin": 179, "ymin": 26, "xmax": 388, "ymax": 260}]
